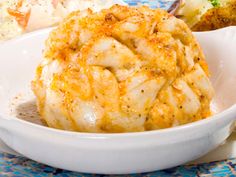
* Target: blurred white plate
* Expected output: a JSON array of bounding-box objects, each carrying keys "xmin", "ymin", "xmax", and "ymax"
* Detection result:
[{"xmin": 0, "ymin": 27, "xmax": 235, "ymax": 174}]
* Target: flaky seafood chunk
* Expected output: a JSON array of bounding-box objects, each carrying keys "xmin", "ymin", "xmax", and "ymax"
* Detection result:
[{"xmin": 32, "ymin": 5, "xmax": 214, "ymax": 133}]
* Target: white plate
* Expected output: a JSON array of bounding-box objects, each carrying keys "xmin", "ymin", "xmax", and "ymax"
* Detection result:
[{"xmin": 0, "ymin": 27, "xmax": 236, "ymax": 174}]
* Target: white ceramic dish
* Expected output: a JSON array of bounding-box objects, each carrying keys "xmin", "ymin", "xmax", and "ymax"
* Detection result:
[{"xmin": 0, "ymin": 27, "xmax": 236, "ymax": 174}]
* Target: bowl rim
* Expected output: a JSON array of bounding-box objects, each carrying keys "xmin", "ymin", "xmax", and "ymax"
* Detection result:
[{"xmin": 0, "ymin": 26, "xmax": 236, "ymax": 139}]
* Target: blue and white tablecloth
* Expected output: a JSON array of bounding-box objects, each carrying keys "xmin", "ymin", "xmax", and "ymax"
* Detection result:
[
  {"xmin": 123, "ymin": 0, "xmax": 174, "ymax": 9},
  {"xmin": 1, "ymin": 153, "xmax": 236, "ymax": 177},
  {"xmin": 1, "ymin": 0, "xmax": 236, "ymax": 176}
]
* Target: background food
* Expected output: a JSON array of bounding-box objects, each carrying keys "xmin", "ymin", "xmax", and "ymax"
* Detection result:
[
  {"xmin": 192, "ymin": 0, "xmax": 236, "ymax": 31},
  {"xmin": 32, "ymin": 5, "xmax": 214, "ymax": 133},
  {"xmin": 175, "ymin": 0, "xmax": 236, "ymax": 31},
  {"xmin": 1, "ymin": 0, "xmax": 236, "ymax": 41},
  {"xmin": 0, "ymin": 0, "xmax": 122, "ymax": 40}
]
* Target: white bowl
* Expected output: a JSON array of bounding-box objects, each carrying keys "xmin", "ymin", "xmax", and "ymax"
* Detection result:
[{"xmin": 0, "ymin": 27, "xmax": 236, "ymax": 174}]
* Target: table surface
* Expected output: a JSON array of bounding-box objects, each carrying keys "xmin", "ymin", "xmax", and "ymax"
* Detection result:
[
  {"xmin": 1, "ymin": 153, "xmax": 236, "ymax": 177},
  {"xmin": 1, "ymin": 0, "xmax": 236, "ymax": 176}
]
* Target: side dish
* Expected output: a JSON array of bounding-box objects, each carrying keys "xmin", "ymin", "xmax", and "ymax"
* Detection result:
[
  {"xmin": 0, "ymin": 0, "xmax": 122, "ymax": 40},
  {"xmin": 175, "ymin": 0, "xmax": 236, "ymax": 31},
  {"xmin": 32, "ymin": 5, "xmax": 214, "ymax": 133}
]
